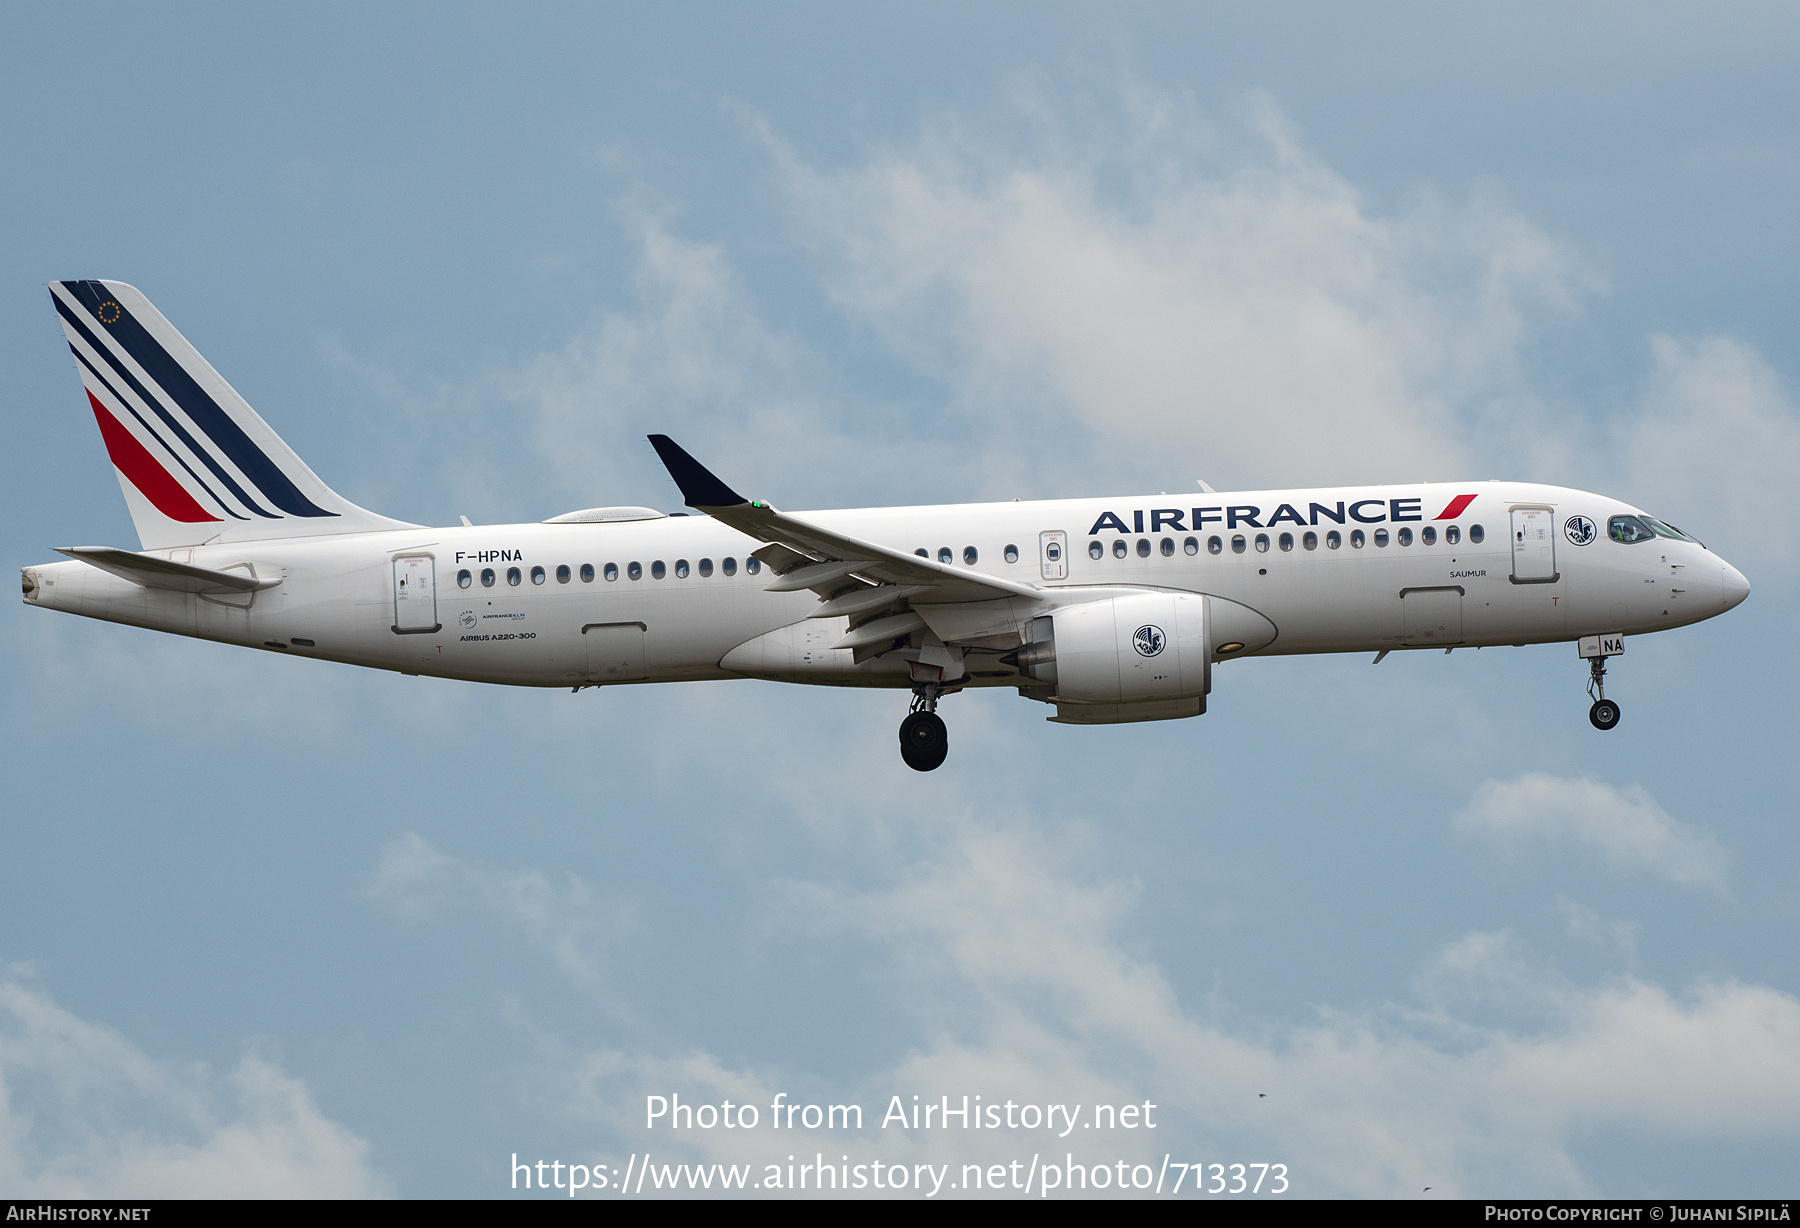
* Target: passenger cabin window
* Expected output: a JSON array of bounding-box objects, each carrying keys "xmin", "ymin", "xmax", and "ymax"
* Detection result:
[
  {"xmin": 1160, "ymin": 537, "xmax": 1174, "ymax": 556},
  {"xmin": 1231, "ymin": 535, "xmax": 1246, "ymax": 554},
  {"xmin": 457, "ymin": 569, "xmax": 472, "ymax": 588},
  {"xmin": 746, "ymin": 557, "xmax": 761, "ymax": 575},
  {"xmin": 1445, "ymin": 526, "xmax": 1460, "ymax": 545},
  {"xmin": 1397, "ymin": 528, "xmax": 1413, "ymax": 546},
  {"xmin": 1089, "ymin": 540, "xmax": 1104, "ymax": 560},
  {"xmin": 675, "ymin": 559, "xmax": 689, "ymax": 578},
  {"xmin": 1254, "ymin": 534, "xmax": 1270, "ymax": 553},
  {"xmin": 651, "ymin": 561, "xmax": 666, "ymax": 579},
  {"xmin": 1278, "ymin": 532, "xmax": 1294, "ymax": 552},
  {"xmin": 938, "ymin": 548, "xmax": 953, "ymax": 564},
  {"xmin": 481, "ymin": 568, "xmax": 496, "ymax": 587},
  {"xmin": 600, "ymin": 563, "xmax": 614, "ymax": 582},
  {"xmin": 1326, "ymin": 530, "xmax": 1342, "ymax": 549},
  {"xmin": 507, "ymin": 567, "xmax": 522, "ymax": 586},
  {"xmin": 1184, "ymin": 537, "xmax": 1199, "ymax": 555},
  {"xmin": 1209, "ymin": 536, "xmax": 1223, "ymax": 555},
  {"xmin": 963, "ymin": 546, "xmax": 978, "ymax": 565},
  {"xmin": 1004, "ymin": 544, "xmax": 1020, "ymax": 563},
  {"xmin": 556, "ymin": 564, "xmax": 571, "ymax": 584},
  {"xmin": 1113, "ymin": 540, "xmax": 1127, "ymax": 558},
  {"xmin": 915, "ymin": 549, "xmax": 928, "ymax": 558},
  {"xmin": 627, "ymin": 562, "xmax": 642, "ymax": 580},
  {"xmin": 1374, "ymin": 529, "xmax": 1390, "ymax": 547},
  {"xmin": 1609, "ymin": 515, "xmax": 1659, "ymax": 544},
  {"xmin": 531, "ymin": 565, "xmax": 546, "ymax": 584},
  {"xmin": 1303, "ymin": 531, "xmax": 1317, "ymax": 551},
  {"xmin": 699, "ymin": 558, "xmax": 713, "ymax": 577},
  {"xmin": 722, "ymin": 557, "xmax": 737, "ymax": 575},
  {"xmin": 1350, "ymin": 530, "xmax": 1365, "ymax": 548},
  {"xmin": 1469, "ymin": 525, "xmax": 1485, "ymax": 544},
  {"xmin": 1421, "ymin": 526, "xmax": 1437, "ymax": 546},
  {"xmin": 1136, "ymin": 538, "xmax": 1151, "ymax": 558}
]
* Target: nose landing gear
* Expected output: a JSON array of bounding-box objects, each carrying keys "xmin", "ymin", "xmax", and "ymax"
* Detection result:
[
  {"xmin": 1587, "ymin": 654, "xmax": 1621, "ymax": 731},
  {"xmin": 899, "ymin": 685, "xmax": 948, "ymax": 771}
]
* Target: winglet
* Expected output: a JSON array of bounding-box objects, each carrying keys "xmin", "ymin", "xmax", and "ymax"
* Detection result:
[{"xmin": 647, "ymin": 435, "xmax": 749, "ymax": 509}]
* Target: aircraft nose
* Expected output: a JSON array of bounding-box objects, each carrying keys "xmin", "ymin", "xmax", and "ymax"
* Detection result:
[{"xmin": 1721, "ymin": 561, "xmax": 1751, "ymax": 610}]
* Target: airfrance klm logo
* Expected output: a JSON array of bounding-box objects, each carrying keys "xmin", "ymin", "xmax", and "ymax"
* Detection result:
[{"xmin": 1086, "ymin": 494, "xmax": 1477, "ymax": 537}]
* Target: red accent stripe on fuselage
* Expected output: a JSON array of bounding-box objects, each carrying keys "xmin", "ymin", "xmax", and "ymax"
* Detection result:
[
  {"xmin": 1434, "ymin": 493, "xmax": 1478, "ymax": 520},
  {"xmin": 87, "ymin": 390, "xmax": 220, "ymax": 523}
]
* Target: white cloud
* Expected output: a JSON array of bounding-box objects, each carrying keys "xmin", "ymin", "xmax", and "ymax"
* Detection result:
[
  {"xmin": 771, "ymin": 87, "xmax": 1593, "ymax": 497},
  {"xmin": 1454, "ymin": 773, "xmax": 1730, "ymax": 892},
  {"xmin": 369, "ymin": 833, "xmax": 628, "ymax": 986},
  {"xmin": 499, "ymin": 209, "xmax": 957, "ymax": 515},
  {"xmin": 344, "ymin": 81, "xmax": 1800, "ymax": 593},
  {"xmin": 0, "ymin": 976, "xmax": 387, "ymax": 1198},
  {"xmin": 479, "ymin": 798, "xmax": 1798, "ymax": 1197},
  {"xmin": 356, "ymin": 697, "xmax": 1791, "ymax": 1197},
  {"xmin": 1612, "ymin": 334, "xmax": 1800, "ymax": 577}
]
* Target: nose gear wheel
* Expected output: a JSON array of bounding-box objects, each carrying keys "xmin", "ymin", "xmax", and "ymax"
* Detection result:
[{"xmin": 1586, "ymin": 654, "xmax": 1622, "ymax": 731}]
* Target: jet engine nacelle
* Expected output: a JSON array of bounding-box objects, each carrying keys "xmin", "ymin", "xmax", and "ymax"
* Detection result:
[{"xmin": 1012, "ymin": 592, "xmax": 1211, "ymax": 709}]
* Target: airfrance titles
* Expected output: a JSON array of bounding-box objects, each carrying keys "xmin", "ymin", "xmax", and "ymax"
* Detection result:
[{"xmin": 1085, "ymin": 494, "xmax": 1477, "ymax": 537}]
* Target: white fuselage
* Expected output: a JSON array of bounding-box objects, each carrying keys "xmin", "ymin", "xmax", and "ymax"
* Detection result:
[{"xmin": 21, "ymin": 481, "xmax": 1749, "ymax": 694}]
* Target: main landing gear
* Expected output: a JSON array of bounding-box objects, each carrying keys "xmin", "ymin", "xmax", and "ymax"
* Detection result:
[
  {"xmin": 899, "ymin": 685, "xmax": 949, "ymax": 772},
  {"xmin": 1587, "ymin": 654, "xmax": 1621, "ymax": 731}
]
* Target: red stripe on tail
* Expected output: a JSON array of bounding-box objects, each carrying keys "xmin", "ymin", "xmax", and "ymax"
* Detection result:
[
  {"xmin": 87, "ymin": 390, "xmax": 220, "ymax": 523},
  {"xmin": 1434, "ymin": 493, "xmax": 1478, "ymax": 520}
]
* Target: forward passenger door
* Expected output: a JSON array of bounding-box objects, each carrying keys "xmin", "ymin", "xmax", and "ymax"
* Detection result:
[{"xmin": 1510, "ymin": 508, "xmax": 1557, "ymax": 583}]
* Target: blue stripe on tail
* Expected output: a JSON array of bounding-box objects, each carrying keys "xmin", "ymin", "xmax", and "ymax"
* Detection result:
[{"xmin": 59, "ymin": 281, "xmax": 335, "ymax": 519}]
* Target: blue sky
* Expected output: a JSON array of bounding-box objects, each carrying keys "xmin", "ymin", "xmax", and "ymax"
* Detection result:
[{"xmin": 3, "ymin": 3, "xmax": 1798, "ymax": 1198}]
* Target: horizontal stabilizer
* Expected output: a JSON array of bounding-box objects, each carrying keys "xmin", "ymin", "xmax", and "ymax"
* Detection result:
[{"xmin": 56, "ymin": 546, "xmax": 282, "ymax": 594}]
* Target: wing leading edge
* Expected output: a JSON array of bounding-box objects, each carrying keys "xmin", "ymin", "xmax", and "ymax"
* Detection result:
[{"xmin": 646, "ymin": 435, "xmax": 1037, "ymax": 608}]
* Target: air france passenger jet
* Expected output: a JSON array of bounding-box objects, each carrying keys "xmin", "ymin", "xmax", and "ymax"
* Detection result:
[{"xmin": 23, "ymin": 281, "xmax": 1752, "ymax": 770}]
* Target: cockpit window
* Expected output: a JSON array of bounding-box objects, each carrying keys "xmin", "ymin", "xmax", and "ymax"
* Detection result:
[
  {"xmin": 1608, "ymin": 515, "xmax": 1659, "ymax": 545},
  {"xmin": 1641, "ymin": 516, "xmax": 1697, "ymax": 543}
]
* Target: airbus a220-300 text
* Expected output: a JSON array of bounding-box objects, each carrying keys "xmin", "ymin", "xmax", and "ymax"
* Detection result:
[{"xmin": 23, "ymin": 281, "xmax": 1751, "ymax": 769}]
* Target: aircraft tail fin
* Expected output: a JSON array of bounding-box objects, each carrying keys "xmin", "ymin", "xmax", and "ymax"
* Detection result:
[{"xmin": 49, "ymin": 280, "xmax": 417, "ymax": 550}]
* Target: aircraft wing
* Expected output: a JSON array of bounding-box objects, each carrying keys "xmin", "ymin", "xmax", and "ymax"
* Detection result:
[{"xmin": 647, "ymin": 435, "xmax": 1039, "ymax": 608}]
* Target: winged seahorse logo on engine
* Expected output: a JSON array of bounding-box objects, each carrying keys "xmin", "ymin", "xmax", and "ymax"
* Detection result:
[{"xmin": 1133, "ymin": 624, "xmax": 1166, "ymax": 657}]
